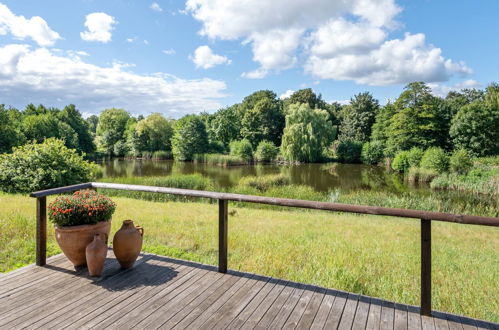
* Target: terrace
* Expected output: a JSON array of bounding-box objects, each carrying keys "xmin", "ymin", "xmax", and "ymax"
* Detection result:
[{"xmin": 0, "ymin": 182, "xmax": 498, "ymax": 329}]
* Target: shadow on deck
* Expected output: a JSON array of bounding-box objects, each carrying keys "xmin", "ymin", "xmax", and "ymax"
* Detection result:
[{"xmin": 0, "ymin": 251, "xmax": 497, "ymax": 329}]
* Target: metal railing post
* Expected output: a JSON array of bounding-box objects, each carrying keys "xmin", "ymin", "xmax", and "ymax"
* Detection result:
[
  {"xmin": 421, "ymin": 219, "xmax": 432, "ymax": 316},
  {"xmin": 36, "ymin": 197, "xmax": 47, "ymax": 266},
  {"xmin": 218, "ymin": 199, "xmax": 228, "ymax": 273}
]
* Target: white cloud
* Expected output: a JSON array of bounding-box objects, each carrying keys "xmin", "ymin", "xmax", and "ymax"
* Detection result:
[
  {"xmin": 187, "ymin": 0, "xmax": 470, "ymax": 85},
  {"xmin": 150, "ymin": 2, "xmax": 163, "ymax": 12},
  {"xmin": 190, "ymin": 45, "xmax": 231, "ymax": 69},
  {"xmin": 80, "ymin": 12, "xmax": 116, "ymax": 43},
  {"xmin": 279, "ymin": 90, "xmax": 295, "ymax": 100},
  {"xmin": 162, "ymin": 48, "xmax": 176, "ymax": 55},
  {"xmin": 428, "ymin": 80, "xmax": 482, "ymax": 97},
  {"xmin": 0, "ymin": 44, "xmax": 227, "ymax": 116},
  {"xmin": 0, "ymin": 3, "xmax": 60, "ymax": 46},
  {"xmin": 305, "ymin": 33, "xmax": 472, "ymax": 85}
]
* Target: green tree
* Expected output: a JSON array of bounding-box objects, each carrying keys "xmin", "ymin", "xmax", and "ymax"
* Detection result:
[
  {"xmin": 171, "ymin": 115, "xmax": 209, "ymax": 161},
  {"xmin": 282, "ymin": 88, "xmax": 327, "ymax": 113},
  {"xmin": 86, "ymin": 115, "xmax": 99, "ymax": 135},
  {"xmin": 240, "ymin": 97, "xmax": 284, "ymax": 147},
  {"xmin": 135, "ymin": 113, "xmax": 173, "ymax": 152},
  {"xmin": 386, "ymin": 82, "xmax": 449, "ymax": 155},
  {"xmin": 58, "ymin": 104, "xmax": 95, "ymax": 154},
  {"xmin": 22, "ymin": 114, "xmax": 78, "ymax": 149},
  {"xmin": 280, "ymin": 103, "xmax": 334, "ymax": 162},
  {"xmin": 96, "ymin": 108, "xmax": 131, "ymax": 155},
  {"xmin": 449, "ymin": 101, "xmax": 499, "ymax": 156},
  {"xmin": 338, "ymin": 92, "xmax": 379, "ymax": 142},
  {"xmin": 238, "ymin": 90, "xmax": 284, "ymax": 147},
  {"xmin": 0, "ymin": 105, "xmax": 24, "ymax": 153},
  {"xmin": 208, "ymin": 105, "xmax": 240, "ymax": 148}
]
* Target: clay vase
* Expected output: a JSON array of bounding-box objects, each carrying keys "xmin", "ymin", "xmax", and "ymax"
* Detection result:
[
  {"xmin": 113, "ymin": 220, "xmax": 144, "ymax": 269},
  {"xmin": 55, "ymin": 221, "xmax": 111, "ymax": 267},
  {"xmin": 85, "ymin": 233, "xmax": 108, "ymax": 277}
]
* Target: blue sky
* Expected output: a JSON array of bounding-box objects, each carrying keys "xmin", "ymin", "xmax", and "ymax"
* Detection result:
[{"xmin": 0, "ymin": 0, "xmax": 498, "ymax": 117}]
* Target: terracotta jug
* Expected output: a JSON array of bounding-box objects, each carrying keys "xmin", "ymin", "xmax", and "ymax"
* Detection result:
[
  {"xmin": 85, "ymin": 233, "xmax": 108, "ymax": 277},
  {"xmin": 113, "ymin": 220, "xmax": 144, "ymax": 269}
]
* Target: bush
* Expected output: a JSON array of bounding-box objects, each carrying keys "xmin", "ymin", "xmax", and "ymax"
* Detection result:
[
  {"xmin": 449, "ymin": 149, "xmax": 474, "ymax": 174},
  {"xmin": 420, "ymin": 147, "xmax": 449, "ymax": 173},
  {"xmin": 141, "ymin": 151, "xmax": 152, "ymax": 159},
  {"xmin": 255, "ymin": 141, "xmax": 279, "ymax": 162},
  {"xmin": 48, "ymin": 190, "xmax": 116, "ymax": 227},
  {"xmin": 407, "ymin": 147, "xmax": 424, "ymax": 168},
  {"xmin": 152, "ymin": 151, "xmax": 173, "ymax": 160},
  {"xmin": 238, "ymin": 174, "xmax": 290, "ymax": 191},
  {"xmin": 0, "ymin": 138, "xmax": 99, "ymax": 193},
  {"xmin": 391, "ymin": 151, "xmax": 410, "ymax": 172},
  {"xmin": 361, "ymin": 141, "xmax": 384, "ymax": 165},
  {"xmin": 336, "ymin": 140, "xmax": 362, "ymax": 163},
  {"xmin": 230, "ymin": 139, "xmax": 253, "ymax": 162}
]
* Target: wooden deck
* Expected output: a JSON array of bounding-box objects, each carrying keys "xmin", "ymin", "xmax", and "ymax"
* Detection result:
[{"xmin": 0, "ymin": 251, "xmax": 497, "ymax": 330}]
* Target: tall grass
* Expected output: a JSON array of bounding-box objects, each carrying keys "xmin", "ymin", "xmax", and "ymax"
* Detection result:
[
  {"xmin": 193, "ymin": 153, "xmax": 249, "ymax": 166},
  {"xmin": 97, "ymin": 174, "xmax": 215, "ymax": 202},
  {"xmin": 152, "ymin": 150, "xmax": 173, "ymax": 160},
  {"xmin": 1, "ymin": 193, "xmax": 497, "ymax": 322}
]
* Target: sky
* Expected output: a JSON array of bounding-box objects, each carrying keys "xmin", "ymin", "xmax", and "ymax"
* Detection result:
[{"xmin": 0, "ymin": 0, "xmax": 498, "ymax": 117}]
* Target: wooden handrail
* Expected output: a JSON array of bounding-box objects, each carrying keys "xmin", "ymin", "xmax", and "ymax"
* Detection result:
[{"xmin": 30, "ymin": 182, "xmax": 499, "ymax": 317}]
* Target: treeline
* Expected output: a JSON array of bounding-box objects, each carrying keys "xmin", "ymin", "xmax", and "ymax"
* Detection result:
[{"xmin": 1, "ymin": 82, "xmax": 498, "ymax": 163}]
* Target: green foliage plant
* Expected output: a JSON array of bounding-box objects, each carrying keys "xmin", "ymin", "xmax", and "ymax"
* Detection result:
[
  {"xmin": 449, "ymin": 149, "xmax": 474, "ymax": 174},
  {"xmin": 0, "ymin": 138, "xmax": 99, "ymax": 193},
  {"xmin": 406, "ymin": 147, "xmax": 424, "ymax": 168},
  {"xmin": 336, "ymin": 140, "xmax": 363, "ymax": 163},
  {"xmin": 361, "ymin": 141, "xmax": 384, "ymax": 165},
  {"xmin": 48, "ymin": 190, "xmax": 116, "ymax": 227},
  {"xmin": 420, "ymin": 147, "xmax": 449, "ymax": 174},
  {"xmin": 230, "ymin": 139, "xmax": 253, "ymax": 162},
  {"xmin": 171, "ymin": 115, "xmax": 209, "ymax": 161},
  {"xmin": 254, "ymin": 140, "xmax": 279, "ymax": 162},
  {"xmin": 392, "ymin": 151, "xmax": 411, "ymax": 172}
]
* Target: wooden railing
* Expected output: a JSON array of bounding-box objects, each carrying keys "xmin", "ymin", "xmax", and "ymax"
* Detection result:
[{"xmin": 30, "ymin": 182, "xmax": 499, "ymax": 317}]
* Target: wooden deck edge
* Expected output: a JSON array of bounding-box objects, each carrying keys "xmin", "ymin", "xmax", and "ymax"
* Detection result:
[{"xmin": 2, "ymin": 252, "xmax": 498, "ymax": 327}]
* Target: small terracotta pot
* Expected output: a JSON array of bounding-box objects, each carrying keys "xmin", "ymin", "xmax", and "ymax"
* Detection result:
[
  {"xmin": 86, "ymin": 233, "xmax": 108, "ymax": 277},
  {"xmin": 113, "ymin": 220, "xmax": 144, "ymax": 269},
  {"xmin": 55, "ymin": 221, "xmax": 111, "ymax": 267}
]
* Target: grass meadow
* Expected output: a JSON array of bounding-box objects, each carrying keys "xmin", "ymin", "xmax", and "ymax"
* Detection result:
[{"xmin": 0, "ymin": 192, "xmax": 497, "ymax": 322}]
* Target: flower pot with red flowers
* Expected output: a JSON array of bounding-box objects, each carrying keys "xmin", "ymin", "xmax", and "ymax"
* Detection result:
[{"xmin": 49, "ymin": 189, "xmax": 116, "ymax": 267}]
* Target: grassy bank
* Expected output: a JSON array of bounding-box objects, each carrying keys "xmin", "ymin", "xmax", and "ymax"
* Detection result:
[
  {"xmin": 1, "ymin": 192, "xmax": 497, "ymax": 322},
  {"xmin": 97, "ymin": 174, "xmax": 499, "ymax": 217}
]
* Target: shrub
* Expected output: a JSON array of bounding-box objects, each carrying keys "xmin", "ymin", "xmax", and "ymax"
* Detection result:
[
  {"xmin": 360, "ymin": 141, "xmax": 384, "ymax": 165},
  {"xmin": 141, "ymin": 151, "xmax": 152, "ymax": 159},
  {"xmin": 449, "ymin": 149, "xmax": 474, "ymax": 174},
  {"xmin": 152, "ymin": 151, "xmax": 173, "ymax": 160},
  {"xmin": 391, "ymin": 151, "xmax": 410, "ymax": 172},
  {"xmin": 0, "ymin": 138, "xmax": 99, "ymax": 193},
  {"xmin": 420, "ymin": 147, "xmax": 449, "ymax": 174},
  {"xmin": 238, "ymin": 174, "xmax": 290, "ymax": 191},
  {"xmin": 230, "ymin": 139, "xmax": 253, "ymax": 162},
  {"xmin": 48, "ymin": 190, "xmax": 116, "ymax": 227},
  {"xmin": 255, "ymin": 140, "xmax": 279, "ymax": 162},
  {"xmin": 336, "ymin": 140, "xmax": 362, "ymax": 163},
  {"xmin": 407, "ymin": 147, "xmax": 424, "ymax": 168}
]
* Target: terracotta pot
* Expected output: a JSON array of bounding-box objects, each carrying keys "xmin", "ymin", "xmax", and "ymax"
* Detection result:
[
  {"xmin": 86, "ymin": 233, "xmax": 108, "ymax": 277},
  {"xmin": 113, "ymin": 220, "xmax": 144, "ymax": 269},
  {"xmin": 55, "ymin": 221, "xmax": 111, "ymax": 267}
]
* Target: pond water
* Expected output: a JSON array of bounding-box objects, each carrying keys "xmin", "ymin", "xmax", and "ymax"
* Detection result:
[
  {"xmin": 99, "ymin": 159, "xmax": 425, "ymax": 193},
  {"xmin": 98, "ymin": 159, "xmax": 498, "ymax": 216}
]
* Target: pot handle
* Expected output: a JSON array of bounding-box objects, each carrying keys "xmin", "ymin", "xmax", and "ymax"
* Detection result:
[{"xmin": 137, "ymin": 226, "xmax": 144, "ymax": 237}]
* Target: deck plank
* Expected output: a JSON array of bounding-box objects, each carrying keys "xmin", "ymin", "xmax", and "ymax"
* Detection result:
[
  {"xmin": 338, "ymin": 293, "xmax": 360, "ymax": 330},
  {"xmin": 0, "ymin": 252, "xmax": 497, "ymax": 330},
  {"xmin": 352, "ymin": 296, "xmax": 372, "ymax": 330}
]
